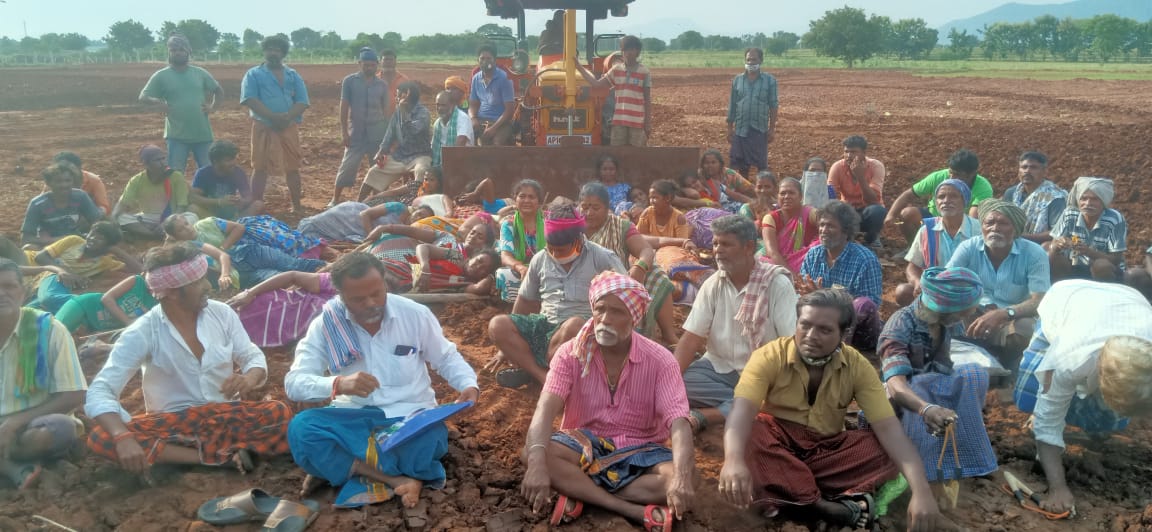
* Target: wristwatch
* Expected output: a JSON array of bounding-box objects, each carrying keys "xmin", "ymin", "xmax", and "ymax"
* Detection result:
[{"xmin": 1005, "ymin": 307, "xmax": 1017, "ymax": 319}]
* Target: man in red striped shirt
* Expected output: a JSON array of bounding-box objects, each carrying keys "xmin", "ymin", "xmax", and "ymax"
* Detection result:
[
  {"xmin": 577, "ymin": 36, "xmax": 652, "ymax": 146},
  {"xmin": 520, "ymin": 271, "xmax": 694, "ymax": 530}
]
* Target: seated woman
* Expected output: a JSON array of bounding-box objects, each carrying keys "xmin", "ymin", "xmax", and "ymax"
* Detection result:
[
  {"xmin": 1048, "ymin": 177, "xmax": 1126, "ymax": 282},
  {"xmin": 455, "ymin": 177, "xmax": 513, "ymax": 218},
  {"xmin": 801, "ymin": 156, "xmax": 832, "ymax": 209},
  {"xmin": 871, "ymin": 267, "xmax": 998, "ymax": 493},
  {"xmin": 674, "ymin": 149, "xmax": 753, "ymax": 213},
  {"xmin": 737, "ymin": 171, "xmax": 777, "ymax": 256},
  {"xmin": 593, "ymin": 154, "xmax": 631, "ymax": 213},
  {"xmin": 189, "ymin": 140, "xmax": 263, "ymax": 220},
  {"xmin": 164, "ymin": 214, "xmax": 324, "ymax": 288},
  {"xmin": 636, "ymin": 180, "xmax": 714, "ymax": 306},
  {"xmin": 54, "ymin": 273, "xmax": 159, "ymax": 334},
  {"xmin": 496, "ymin": 179, "xmax": 547, "ymax": 302},
  {"xmin": 299, "ymin": 201, "xmax": 409, "ymax": 242},
  {"xmin": 761, "ymin": 177, "xmax": 819, "ymax": 273},
  {"xmin": 579, "ymin": 182, "xmax": 678, "ymax": 345},
  {"xmin": 227, "ymin": 271, "xmax": 337, "ymax": 348},
  {"xmin": 22, "ymin": 162, "xmax": 104, "ymax": 247}
]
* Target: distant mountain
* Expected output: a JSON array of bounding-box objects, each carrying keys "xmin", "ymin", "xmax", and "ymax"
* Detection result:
[{"xmin": 939, "ymin": 0, "xmax": 1152, "ymax": 40}]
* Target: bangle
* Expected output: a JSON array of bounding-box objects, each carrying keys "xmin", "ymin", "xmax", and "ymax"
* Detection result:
[
  {"xmin": 331, "ymin": 376, "xmax": 343, "ymax": 399},
  {"xmin": 919, "ymin": 404, "xmax": 938, "ymax": 416},
  {"xmin": 527, "ymin": 443, "xmax": 547, "ymax": 453},
  {"xmin": 635, "ymin": 259, "xmax": 650, "ymax": 272},
  {"xmin": 113, "ymin": 431, "xmax": 136, "ymax": 443}
]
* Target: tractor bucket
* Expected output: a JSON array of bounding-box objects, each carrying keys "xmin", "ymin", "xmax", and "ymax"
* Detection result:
[{"xmin": 440, "ymin": 145, "xmax": 701, "ymax": 199}]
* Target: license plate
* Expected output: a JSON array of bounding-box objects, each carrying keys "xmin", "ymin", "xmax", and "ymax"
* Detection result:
[{"xmin": 545, "ymin": 135, "xmax": 592, "ymax": 146}]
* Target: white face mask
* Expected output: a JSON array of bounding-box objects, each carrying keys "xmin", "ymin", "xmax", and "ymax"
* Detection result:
[
  {"xmin": 552, "ymin": 252, "xmax": 579, "ymax": 265},
  {"xmin": 745, "ymin": 63, "xmax": 761, "ymax": 74}
]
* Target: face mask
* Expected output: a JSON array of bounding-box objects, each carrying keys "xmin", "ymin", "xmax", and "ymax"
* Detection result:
[
  {"xmin": 745, "ymin": 63, "xmax": 761, "ymax": 74},
  {"xmin": 801, "ymin": 346, "xmax": 839, "ymax": 367}
]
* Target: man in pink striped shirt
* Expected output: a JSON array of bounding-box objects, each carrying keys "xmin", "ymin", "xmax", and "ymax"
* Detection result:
[
  {"xmin": 520, "ymin": 271, "xmax": 694, "ymax": 531},
  {"xmin": 577, "ymin": 36, "xmax": 652, "ymax": 146}
]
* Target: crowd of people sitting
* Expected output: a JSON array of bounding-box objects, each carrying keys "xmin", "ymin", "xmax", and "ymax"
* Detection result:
[{"xmin": 3, "ymin": 32, "xmax": 1152, "ymax": 532}]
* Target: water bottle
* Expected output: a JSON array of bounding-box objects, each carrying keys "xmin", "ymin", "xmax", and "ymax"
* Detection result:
[{"xmin": 827, "ymin": 184, "xmax": 837, "ymax": 200}]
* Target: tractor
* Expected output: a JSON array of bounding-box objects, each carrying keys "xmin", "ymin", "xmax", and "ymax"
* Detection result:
[{"xmin": 440, "ymin": 1, "xmax": 700, "ymax": 198}]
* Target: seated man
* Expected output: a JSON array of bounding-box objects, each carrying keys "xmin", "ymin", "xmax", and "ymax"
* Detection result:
[
  {"xmin": 361, "ymin": 81, "xmax": 432, "ymax": 201},
  {"xmin": 674, "ymin": 215, "xmax": 796, "ymax": 430},
  {"xmin": 22, "ymin": 162, "xmax": 104, "ymax": 247},
  {"xmin": 1014, "ymin": 279, "xmax": 1152, "ymax": 514},
  {"xmin": 112, "ymin": 145, "xmax": 190, "ymax": 239},
  {"xmin": 50, "ymin": 151, "xmax": 111, "ymax": 216},
  {"xmin": 719, "ymin": 289, "xmax": 942, "ymax": 531},
  {"xmin": 285, "ymin": 252, "xmax": 479, "ymax": 508},
  {"xmin": 947, "ymin": 199, "xmax": 1049, "ymax": 367},
  {"xmin": 894, "ymin": 179, "xmax": 981, "ymax": 306},
  {"xmin": 190, "ymin": 139, "xmax": 263, "ymax": 220},
  {"xmin": 487, "ymin": 205, "xmax": 626, "ymax": 388},
  {"xmin": 33, "ymin": 222, "xmax": 142, "ymax": 314},
  {"xmin": 1002, "ymin": 151, "xmax": 1066, "ymax": 244},
  {"xmin": 430, "ymin": 90, "xmax": 473, "ymax": 170},
  {"xmin": 0, "ymin": 259, "xmax": 87, "ymax": 489},
  {"xmin": 521, "ymin": 272, "xmax": 693, "ymax": 529},
  {"xmin": 886, "ymin": 149, "xmax": 993, "ymax": 245},
  {"xmin": 85, "ymin": 243, "xmax": 290, "ymax": 474},
  {"xmin": 1048, "ymin": 177, "xmax": 1125, "ymax": 282},
  {"xmin": 798, "ymin": 201, "xmax": 883, "ymax": 351},
  {"xmin": 827, "ymin": 135, "xmax": 886, "ymax": 249}
]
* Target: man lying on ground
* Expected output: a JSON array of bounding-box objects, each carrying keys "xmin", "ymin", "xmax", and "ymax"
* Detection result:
[
  {"xmin": 0, "ymin": 259, "xmax": 86, "ymax": 490},
  {"xmin": 521, "ymin": 272, "xmax": 694, "ymax": 529},
  {"xmin": 719, "ymin": 289, "xmax": 943, "ymax": 531},
  {"xmin": 85, "ymin": 243, "xmax": 291, "ymax": 475},
  {"xmin": 32, "ymin": 221, "xmax": 141, "ymax": 314},
  {"xmin": 285, "ymin": 252, "xmax": 479, "ymax": 508}
]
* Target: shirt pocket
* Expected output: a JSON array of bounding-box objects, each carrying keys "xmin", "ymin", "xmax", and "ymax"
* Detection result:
[{"xmin": 377, "ymin": 346, "xmax": 425, "ymax": 387}]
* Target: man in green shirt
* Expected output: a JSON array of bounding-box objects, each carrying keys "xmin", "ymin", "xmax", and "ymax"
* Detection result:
[
  {"xmin": 112, "ymin": 145, "xmax": 191, "ymax": 239},
  {"xmin": 139, "ymin": 34, "xmax": 224, "ymax": 175},
  {"xmin": 886, "ymin": 149, "xmax": 993, "ymax": 244}
]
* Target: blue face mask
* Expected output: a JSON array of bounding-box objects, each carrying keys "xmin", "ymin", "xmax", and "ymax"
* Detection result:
[{"xmin": 745, "ymin": 63, "xmax": 761, "ymax": 74}]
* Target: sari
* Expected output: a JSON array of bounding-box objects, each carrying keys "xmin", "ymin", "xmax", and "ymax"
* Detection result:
[
  {"xmin": 412, "ymin": 216, "xmax": 463, "ymax": 240},
  {"xmin": 587, "ymin": 214, "xmax": 675, "ymax": 338},
  {"xmin": 765, "ymin": 206, "xmax": 817, "ymax": 272},
  {"xmin": 683, "ymin": 207, "xmax": 730, "ymax": 249}
]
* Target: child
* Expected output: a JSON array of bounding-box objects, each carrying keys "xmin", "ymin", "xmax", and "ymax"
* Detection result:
[
  {"xmin": 615, "ymin": 186, "xmax": 648, "ymax": 222},
  {"xmin": 576, "ymin": 35, "xmax": 651, "ymax": 147}
]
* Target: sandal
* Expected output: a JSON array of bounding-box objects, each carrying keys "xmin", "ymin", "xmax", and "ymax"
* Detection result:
[
  {"xmin": 496, "ymin": 368, "xmax": 533, "ymax": 389},
  {"xmin": 549, "ymin": 495, "xmax": 584, "ymax": 526},
  {"xmin": 643, "ymin": 504, "xmax": 672, "ymax": 532},
  {"xmin": 197, "ymin": 488, "xmax": 284, "ymax": 525},
  {"xmin": 835, "ymin": 493, "xmax": 876, "ymax": 530},
  {"xmin": 258, "ymin": 499, "xmax": 320, "ymax": 532}
]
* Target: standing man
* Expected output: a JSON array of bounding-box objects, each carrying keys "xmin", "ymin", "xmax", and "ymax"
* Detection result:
[
  {"xmin": 362, "ymin": 81, "xmax": 432, "ymax": 201},
  {"xmin": 577, "ymin": 36, "xmax": 651, "ymax": 147},
  {"xmin": 431, "ymin": 90, "xmax": 474, "ymax": 171},
  {"xmin": 469, "ymin": 44, "xmax": 516, "ymax": 146},
  {"xmin": 726, "ymin": 47, "xmax": 778, "ymax": 177},
  {"xmin": 139, "ymin": 34, "xmax": 224, "ymax": 174},
  {"xmin": 379, "ymin": 49, "xmax": 409, "ymax": 125},
  {"xmin": 331, "ymin": 47, "xmax": 390, "ymax": 208},
  {"xmin": 827, "ymin": 135, "xmax": 886, "ymax": 249},
  {"xmin": 1002, "ymin": 151, "xmax": 1066, "ymax": 244},
  {"xmin": 240, "ymin": 35, "xmax": 310, "ymax": 213}
]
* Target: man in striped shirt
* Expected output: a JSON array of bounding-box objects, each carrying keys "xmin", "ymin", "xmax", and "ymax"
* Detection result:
[
  {"xmin": 521, "ymin": 272, "xmax": 693, "ymax": 529},
  {"xmin": 577, "ymin": 36, "xmax": 652, "ymax": 146}
]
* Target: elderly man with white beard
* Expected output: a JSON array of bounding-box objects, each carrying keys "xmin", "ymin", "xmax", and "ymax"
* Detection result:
[
  {"xmin": 947, "ymin": 199, "xmax": 1050, "ymax": 367},
  {"xmin": 520, "ymin": 271, "xmax": 695, "ymax": 531}
]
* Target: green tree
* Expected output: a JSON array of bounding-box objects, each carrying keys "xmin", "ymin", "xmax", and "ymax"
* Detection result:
[
  {"xmin": 58, "ymin": 32, "xmax": 90, "ymax": 51},
  {"xmin": 349, "ymin": 32, "xmax": 386, "ymax": 55},
  {"xmin": 947, "ymin": 28, "xmax": 978, "ymax": 59},
  {"xmin": 158, "ymin": 21, "xmax": 178, "ymax": 42},
  {"xmin": 890, "ymin": 18, "xmax": 937, "ymax": 59},
  {"xmin": 804, "ymin": 6, "xmax": 885, "ymax": 67},
  {"xmin": 20, "ymin": 36, "xmax": 41, "ymax": 52},
  {"xmin": 175, "ymin": 19, "xmax": 221, "ymax": 52},
  {"xmin": 290, "ymin": 27, "xmax": 322, "ymax": 50},
  {"xmin": 1086, "ymin": 14, "xmax": 1137, "ymax": 62},
  {"xmin": 106, "ymin": 19, "xmax": 154, "ymax": 51},
  {"xmin": 670, "ymin": 30, "xmax": 704, "ymax": 50},
  {"xmin": 321, "ymin": 31, "xmax": 344, "ymax": 51},
  {"xmin": 381, "ymin": 32, "xmax": 403, "ymax": 52},
  {"xmin": 1052, "ymin": 18, "xmax": 1086, "ymax": 61},
  {"xmin": 217, "ymin": 32, "xmax": 241, "ymax": 55},
  {"xmin": 640, "ymin": 37, "xmax": 666, "ymax": 53},
  {"xmin": 475, "ymin": 23, "xmax": 513, "ymax": 36},
  {"xmin": 242, "ymin": 29, "xmax": 264, "ymax": 52}
]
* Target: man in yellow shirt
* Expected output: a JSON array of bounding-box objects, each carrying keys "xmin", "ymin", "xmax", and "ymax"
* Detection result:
[{"xmin": 718, "ymin": 289, "xmax": 943, "ymax": 531}]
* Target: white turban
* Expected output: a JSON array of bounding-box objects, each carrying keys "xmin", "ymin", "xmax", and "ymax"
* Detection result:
[{"xmin": 1069, "ymin": 176, "xmax": 1115, "ymax": 209}]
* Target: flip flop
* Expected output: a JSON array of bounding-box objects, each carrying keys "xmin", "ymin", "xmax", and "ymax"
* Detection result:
[
  {"xmin": 496, "ymin": 368, "xmax": 533, "ymax": 389},
  {"xmin": 549, "ymin": 495, "xmax": 584, "ymax": 526},
  {"xmin": 234, "ymin": 449, "xmax": 255, "ymax": 473},
  {"xmin": 259, "ymin": 499, "xmax": 321, "ymax": 532},
  {"xmin": 643, "ymin": 504, "xmax": 672, "ymax": 532},
  {"xmin": 837, "ymin": 493, "xmax": 876, "ymax": 531},
  {"xmin": 197, "ymin": 488, "xmax": 284, "ymax": 525}
]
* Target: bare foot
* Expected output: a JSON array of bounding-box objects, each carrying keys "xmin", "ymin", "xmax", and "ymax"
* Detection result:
[
  {"xmin": 232, "ymin": 449, "xmax": 253, "ymax": 474},
  {"xmin": 388, "ymin": 476, "xmax": 423, "ymax": 508},
  {"xmin": 300, "ymin": 474, "xmax": 329, "ymax": 498}
]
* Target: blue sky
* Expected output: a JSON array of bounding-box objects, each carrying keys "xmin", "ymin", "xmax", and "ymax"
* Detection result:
[{"xmin": 1, "ymin": 0, "xmax": 1061, "ymax": 41}]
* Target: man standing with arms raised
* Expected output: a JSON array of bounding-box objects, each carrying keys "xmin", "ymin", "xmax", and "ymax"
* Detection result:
[{"xmin": 139, "ymin": 34, "xmax": 224, "ymax": 174}]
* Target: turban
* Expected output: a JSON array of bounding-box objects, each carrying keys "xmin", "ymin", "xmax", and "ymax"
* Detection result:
[
  {"xmin": 1069, "ymin": 176, "xmax": 1115, "ymax": 209},
  {"xmin": 167, "ymin": 34, "xmax": 191, "ymax": 52},
  {"xmin": 976, "ymin": 198, "xmax": 1027, "ymax": 236},
  {"xmin": 572, "ymin": 271, "xmax": 651, "ymax": 377},
  {"xmin": 919, "ymin": 266, "xmax": 983, "ymax": 314},
  {"xmin": 935, "ymin": 178, "xmax": 972, "ymax": 209},
  {"xmin": 145, "ymin": 254, "xmax": 209, "ymax": 298},
  {"xmin": 358, "ymin": 47, "xmax": 379, "ymax": 62},
  {"xmin": 139, "ymin": 144, "xmax": 165, "ymax": 164},
  {"xmin": 544, "ymin": 208, "xmax": 586, "ymax": 246},
  {"xmin": 444, "ymin": 76, "xmax": 468, "ymax": 93}
]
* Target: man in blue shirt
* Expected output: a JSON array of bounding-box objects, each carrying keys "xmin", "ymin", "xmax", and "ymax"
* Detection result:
[
  {"xmin": 468, "ymin": 44, "xmax": 516, "ymax": 146},
  {"xmin": 726, "ymin": 47, "xmax": 778, "ymax": 178},
  {"xmin": 798, "ymin": 201, "xmax": 883, "ymax": 350},
  {"xmin": 947, "ymin": 199, "xmax": 1050, "ymax": 366},
  {"xmin": 190, "ymin": 140, "xmax": 261, "ymax": 220},
  {"xmin": 240, "ymin": 35, "xmax": 310, "ymax": 213},
  {"xmin": 331, "ymin": 47, "xmax": 389, "ymax": 208},
  {"xmin": 22, "ymin": 162, "xmax": 103, "ymax": 246}
]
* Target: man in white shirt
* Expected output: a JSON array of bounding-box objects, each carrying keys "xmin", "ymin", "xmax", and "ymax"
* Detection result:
[
  {"xmin": 673, "ymin": 216, "xmax": 797, "ymax": 430},
  {"xmin": 85, "ymin": 243, "xmax": 290, "ymax": 475},
  {"xmin": 1014, "ymin": 279, "xmax": 1152, "ymax": 514},
  {"xmin": 430, "ymin": 90, "xmax": 473, "ymax": 172},
  {"xmin": 286, "ymin": 252, "xmax": 479, "ymax": 509}
]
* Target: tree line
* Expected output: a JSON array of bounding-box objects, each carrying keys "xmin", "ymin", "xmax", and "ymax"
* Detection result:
[{"xmin": 1, "ymin": 11, "xmax": 1150, "ymax": 66}]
